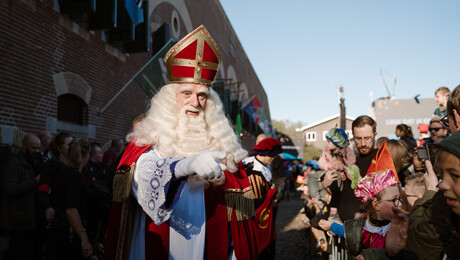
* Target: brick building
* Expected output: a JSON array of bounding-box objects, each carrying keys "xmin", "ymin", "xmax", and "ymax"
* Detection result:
[
  {"xmin": 0, "ymin": 0, "xmax": 270, "ymax": 150},
  {"xmin": 297, "ymin": 114, "xmax": 355, "ymax": 150}
]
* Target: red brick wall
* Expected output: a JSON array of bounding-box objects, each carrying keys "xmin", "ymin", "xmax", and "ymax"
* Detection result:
[
  {"xmin": 0, "ymin": 0, "xmax": 150, "ymax": 143},
  {"xmin": 0, "ymin": 0, "xmax": 269, "ymax": 150}
]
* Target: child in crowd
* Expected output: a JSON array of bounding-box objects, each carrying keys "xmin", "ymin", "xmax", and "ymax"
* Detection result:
[
  {"xmin": 319, "ymin": 168, "xmax": 408, "ymax": 258},
  {"xmin": 433, "ymin": 86, "xmax": 450, "ymax": 119},
  {"xmin": 395, "ymin": 124, "xmax": 417, "ymax": 154},
  {"xmin": 405, "ymin": 131, "xmax": 460, "ymax": 259},
  {"xmin": 403, "ymin": 172, "xmax": 426, "ymax": 207},
  {"xmin": 317, "ymin": 128, "xmax": 356, "ymax": 191}
]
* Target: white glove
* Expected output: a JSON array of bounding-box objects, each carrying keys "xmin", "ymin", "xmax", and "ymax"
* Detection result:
[{"xmin": 174, "ymin": 151, "xmax": 227, "ymax": 179}]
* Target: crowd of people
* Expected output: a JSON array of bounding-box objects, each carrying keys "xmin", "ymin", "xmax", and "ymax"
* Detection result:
[
  {"xmin": 0, "ymin": 132, "xmax": 127, "ymax": 259},
  {"xmin": 296, "ymin": 85, "xmax": 460, "ymax": 259},
  {"xmin": 0, "ymin": 23, "xmax": 459, "ymax": 260}
]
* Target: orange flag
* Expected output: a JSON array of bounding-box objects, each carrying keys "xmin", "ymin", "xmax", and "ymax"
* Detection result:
[{"xmin": 366, "ymin": 141, "xmax": 399, "ymax": 183}]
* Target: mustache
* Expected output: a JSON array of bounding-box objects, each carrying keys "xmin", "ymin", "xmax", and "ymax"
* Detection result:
[{"xmin": 181, "ymin": 105, "xmax": 203, "ymax": 113}]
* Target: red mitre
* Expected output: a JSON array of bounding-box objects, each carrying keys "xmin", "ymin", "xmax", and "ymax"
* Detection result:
[{"xmin": 164, "ymin": 25, "xmax": 221, "ymax": 86}]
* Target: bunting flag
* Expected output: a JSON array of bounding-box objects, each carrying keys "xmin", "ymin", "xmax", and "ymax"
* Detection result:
[
  {"xmin": 366, "ymin": 141, "xmax": 399, "ymax": 183},
  {"xmin": 242, "ymin": 96, "xmax": 264, "ymax": 125},
  {"xmin": 124, "ymin": 0, "xmax": 144, "ymax": 27},
  {"xmin": 134, "ymin": 39, "xmax": 175, "ymax": 97},
  {"xmin": 254, "ymin": 187, "xmax": 277, "ymax": 254},
  {"xmin": 257, "ymin": 111, "xmax": 273, "ymax": 137},
  {"xmin": 235, "ymin": 114, "xmax": 242, "ymax": 137}
]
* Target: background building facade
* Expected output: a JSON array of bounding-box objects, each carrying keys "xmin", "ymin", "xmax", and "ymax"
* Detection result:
[
  {"xmin": 298, "ymin": 114, "xmax": 355, "ymax": 150},
  {"xmin": 0, "ymin": 0, "xmax": 270, "ymax": 150}
]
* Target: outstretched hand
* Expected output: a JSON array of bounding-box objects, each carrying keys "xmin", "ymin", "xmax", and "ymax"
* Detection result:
[
  {"xmin": 385, "ymin": 206, "xmax": 409, "ymax": 257},
  {"xmin": 174, "ymin": 151, "xmax": 227, "ymax": 179}
]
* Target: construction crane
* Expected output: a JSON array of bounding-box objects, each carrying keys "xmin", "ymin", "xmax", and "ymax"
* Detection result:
[{"xmin": 379, "ymin": 69, "xmax": 397, "ymax": 99}]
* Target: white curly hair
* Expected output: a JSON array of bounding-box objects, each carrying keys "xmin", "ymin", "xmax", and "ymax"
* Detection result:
[{"xmin": 127, "ymin": 84, "xmax": 247, "ymax": 173}]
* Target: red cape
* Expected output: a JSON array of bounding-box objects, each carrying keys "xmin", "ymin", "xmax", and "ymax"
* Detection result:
[{"xmin": 105, "ymin": 142, "xmax": 259, "ymax": 259}]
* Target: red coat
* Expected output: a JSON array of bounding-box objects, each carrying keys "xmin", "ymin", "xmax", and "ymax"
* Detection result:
[{"xmin": 104, "ymin": 142, "xmax": 259, "ymax": 260}]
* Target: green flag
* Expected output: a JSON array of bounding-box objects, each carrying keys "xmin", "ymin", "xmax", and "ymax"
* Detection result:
[
  {"xmin": 235, "ymin": 113, "xmax": 242, "ymax": 137},
  {"xmin": 134, "ymin": 39, "xmax": 175, "ymax": 98}
]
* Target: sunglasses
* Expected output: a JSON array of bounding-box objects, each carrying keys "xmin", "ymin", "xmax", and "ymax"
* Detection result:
[
  {"xmin": 439, "ymin": 115, "xmax": 449, "ymax": 129},
  {"xmin": 429, "ymin": 127, "xmax": 443, "ymax": 132}
]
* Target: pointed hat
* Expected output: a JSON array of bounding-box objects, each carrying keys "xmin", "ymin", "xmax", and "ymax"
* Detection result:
[
  {"xmin": 165, "ymin": 25, "xmax": 221, "ymax": 86},
  {"xmin": 366, "ymin": 141, "xmax": 399, "ymax": 183}
]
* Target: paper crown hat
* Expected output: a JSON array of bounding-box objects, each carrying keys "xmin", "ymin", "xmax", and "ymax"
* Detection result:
[
  {"xmin": 354, "ymin": 141, "xmax": 400, "ymax": 203},
  {"xmin": 354, "ymin": 169, "xmax": 398, "ymax": 203},
  {"xmin": 164, "ymin": 25, "xmax": 221, "ymax": 86},
  {"xmin": 366, "ymin": 141, "xmax": 399, "ymax": 183}
]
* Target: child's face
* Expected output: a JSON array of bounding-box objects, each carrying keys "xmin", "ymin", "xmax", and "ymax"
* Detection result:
[
  {"xmin": 437, "ymin": 151, "xmax": 460, "ymax": 215},
  {"xmin": 435, "ymin": 92, "xmax": 449, "ymax": 106},
  {"xmin": 327, "ymin": 140, "xmax": 338, "ymax": 151},
  {"xmin": 374, "ymin": 185, "xmax": 401, "ymax": 220}
]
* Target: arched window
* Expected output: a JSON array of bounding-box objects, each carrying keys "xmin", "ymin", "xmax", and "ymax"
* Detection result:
[{"xmin": 57, "ymin": 94, "xmax": 87, "ymax": 125}]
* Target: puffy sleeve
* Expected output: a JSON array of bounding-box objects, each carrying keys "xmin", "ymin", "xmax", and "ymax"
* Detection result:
[
  {"xmin": 342, "ymin": 147, "xmax": 356, "ymax": 166},
  {"xmin": 317, "ymin": 149, "xmax": 329, "ymax": 171},
  {"xmin": 131, "ymin": 149, "xmax": 185, "ymax": 225}
]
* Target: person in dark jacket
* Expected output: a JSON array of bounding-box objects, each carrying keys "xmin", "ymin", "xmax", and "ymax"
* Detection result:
[
  {"xmin": 83, "ymin": 142, "xmax": 113, "ymax": 248},
  {"xmin": 0, "ymin": 134, "xmax": 41, "ymax": 259},
  {"xmin": 38, "ymin": 135, "xmax": 93, "ymax": 259},
  {"xmin": 323, "ymin": 115, "xmax": 379, "ymax": 221},
  {"xmin": 395, "ymin": 124, "xmax": 417, "ymax": 154},
  {"xmin": 412, "ymin": 131, "xmax": 460, "ymax": 259}
]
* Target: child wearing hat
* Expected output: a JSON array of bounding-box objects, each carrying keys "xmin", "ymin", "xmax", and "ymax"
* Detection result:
[
  {"xmin": 319, "ymin": 168, "xmax": 408, "ymax": 258},
  {"xmin": 318, "ymin": 128, "xmax": 356, "ymax": 190},
  {"xmin": 404, "ymin": 131, "xmax": 460, "ymax": 259}
]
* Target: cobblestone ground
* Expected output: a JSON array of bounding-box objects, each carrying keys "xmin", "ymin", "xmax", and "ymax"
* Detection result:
[{"xmin": 274, "ymin": 194, "xmax": 311, "ymax": 260}]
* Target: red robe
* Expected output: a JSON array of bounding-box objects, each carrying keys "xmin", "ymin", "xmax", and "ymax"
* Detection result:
[{"xmin": 104, "ymin": 142, "xmax": 259, "ymax": 260}]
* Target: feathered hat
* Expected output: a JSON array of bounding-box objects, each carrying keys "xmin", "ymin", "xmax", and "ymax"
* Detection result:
[{"xmin": 253, "ymin": 138, "xmax": 282, "ymax": 156}]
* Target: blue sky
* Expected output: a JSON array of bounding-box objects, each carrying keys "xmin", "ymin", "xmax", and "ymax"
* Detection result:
[{"xmin": 219, "ymin": 0, "xmax": 460, "ymax": 125}]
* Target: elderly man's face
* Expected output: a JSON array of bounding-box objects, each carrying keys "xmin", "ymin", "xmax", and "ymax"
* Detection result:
[{"xmin": 176, "ymin": 84, "xmax": 209, "ymax": 116}]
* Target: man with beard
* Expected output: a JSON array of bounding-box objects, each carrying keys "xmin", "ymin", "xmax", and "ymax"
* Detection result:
[
  {"xmin": 0, "ymin": 134, "xmax": 41, "ymax": 259},
  {"xmin": 322, "ymin": 115, "xmax": 378, "ymax": 221},
  {"xmin": 105, "ymin": 25, "xmax": 257, "ymax": 260}
]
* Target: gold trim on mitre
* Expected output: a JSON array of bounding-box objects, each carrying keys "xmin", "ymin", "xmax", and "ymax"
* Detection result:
[{"xmin": 164, "ymin": 25, "xmax": 221, "ymax": 86}]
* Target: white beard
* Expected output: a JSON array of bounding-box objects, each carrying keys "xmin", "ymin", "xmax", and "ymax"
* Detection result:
[{"xmin": 171, "ymin": 105, "xmax": 220, "ymax": 157}]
